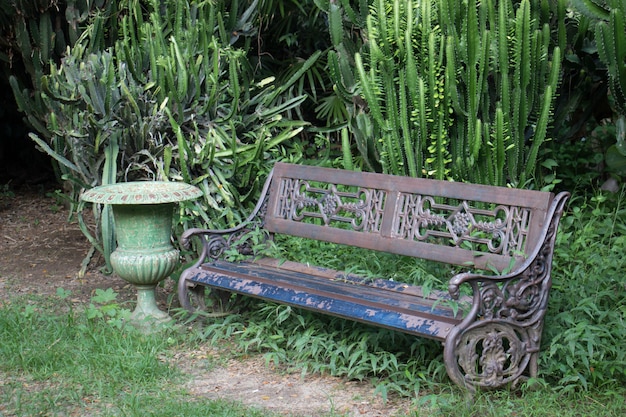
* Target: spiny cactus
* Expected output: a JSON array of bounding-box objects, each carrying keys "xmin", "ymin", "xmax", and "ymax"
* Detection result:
[
  {"xmin": 328, "ymin": 0, "xmax": 564, "ymax": 188},
  {"xmin": 572, "ymin": 0, "xmax": 626, "ymax": 176},
  {"xmin": 574, "ymin": 0, "xmax": 626, "ymax": 113},
  {"xmin": 3, "ymin": 0, "xmax": 117, "ymax": 86}
]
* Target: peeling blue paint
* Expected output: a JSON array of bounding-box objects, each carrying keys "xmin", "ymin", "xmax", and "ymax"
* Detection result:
[{"xmin": 187, "ymin": 261, "xmax": 460, "ymax": 340}]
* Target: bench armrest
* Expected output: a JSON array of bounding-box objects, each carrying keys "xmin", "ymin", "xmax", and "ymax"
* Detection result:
[
  {"xmin": 448, "ymin": 269, "xmax": 519, "ymax": 301},
  {"xmin": 180, "ymin": 167, "xmax": 276, "ymax": 263},
  {"xmin": 180, "ymin": 225, "xmax": 247, "ymax": 250},
  {"xmin": 181, "ymin": 223, "xmax": 259, "ymax": 266},
  {"xmin": 448, "ymin": 191, "xmax": 569, "ymax": 322}
]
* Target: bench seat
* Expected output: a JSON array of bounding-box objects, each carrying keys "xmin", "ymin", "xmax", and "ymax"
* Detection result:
[{"xmin": 185, "ymin": 258, "xmax": 465, "ymax": 339}]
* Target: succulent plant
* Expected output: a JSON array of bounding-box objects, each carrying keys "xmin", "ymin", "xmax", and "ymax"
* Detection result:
[
  {"xmin": 327, "ymin": 0, "xmax": 564, "ymax": 188},
  {"xmin": 10, "ymin": 0, "xmax": 317, "ymax": 272},
  {"xmin": 572, "ymin": 0, "xmax": 626, "ymax": 178}
]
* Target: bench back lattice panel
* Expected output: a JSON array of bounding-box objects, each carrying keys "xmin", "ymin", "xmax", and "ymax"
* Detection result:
[{"xmin": 264, "ymin": 163, "xmax": 554, "ymax": 272}]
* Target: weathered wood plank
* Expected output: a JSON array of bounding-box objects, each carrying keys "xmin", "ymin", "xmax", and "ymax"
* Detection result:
[{"xmin": 190, "ymin": 260, "xmax": 462, "ymax": 340}]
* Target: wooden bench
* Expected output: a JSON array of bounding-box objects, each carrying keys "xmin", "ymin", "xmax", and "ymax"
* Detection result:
[{"xmin": 178, "ymin": 162, "xmax": 569, "ymax": 391}]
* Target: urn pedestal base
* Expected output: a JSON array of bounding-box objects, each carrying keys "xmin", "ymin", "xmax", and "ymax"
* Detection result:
[
  {"xmin": 129, "ymin": 285, "xmax": 172, "ymax": 328},
  {"xmin": 110, "ymin": 243, "xmax": 179, "ymax": 330}
]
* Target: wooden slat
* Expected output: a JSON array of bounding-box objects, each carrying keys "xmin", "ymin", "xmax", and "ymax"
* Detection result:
[
  {"xmin": 253, "ymin": 258, "xmax": 456, "ymax": 300},
  {"xmin": 271, "ymin": 163, "xmax": 553, "ymax": 209},
  {"xmin": 265, "ymin": 219, "xmax": 514, "ymax": 271}
]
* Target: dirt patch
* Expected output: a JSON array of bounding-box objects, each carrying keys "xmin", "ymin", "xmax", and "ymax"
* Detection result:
[
  {"xmin": 178, "ymin": 348, "xmax": 413, "ymax": 416},
  {"xmin": 0, "ymin": 189, "xmax": 136, "ymax": 303},
  {"xmin": 0, "ymin": 189, "xmax": 416, "ymax": 416}
]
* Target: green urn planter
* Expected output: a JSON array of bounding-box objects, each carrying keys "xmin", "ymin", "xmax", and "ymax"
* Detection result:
[{"xmin": 82, "ymin": 182, "xmax": 202, "ymax": 329}]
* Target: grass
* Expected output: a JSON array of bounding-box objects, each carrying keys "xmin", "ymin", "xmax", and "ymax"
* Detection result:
[
  {"xmin": 0, "ymin": 294, "xmax": 276, "ymax": 417},
  {"xmin": 426, "ymin": 389, "xmax": 626, "ymax": 416},
  {"xmin": 1, "ymin": 290, "xmax": 625, "ymax": 416}
]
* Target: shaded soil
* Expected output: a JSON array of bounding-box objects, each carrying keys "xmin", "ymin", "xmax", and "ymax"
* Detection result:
[{"xmin": 0, "ymin": 188, "xmax": 415, "ymax": 417}]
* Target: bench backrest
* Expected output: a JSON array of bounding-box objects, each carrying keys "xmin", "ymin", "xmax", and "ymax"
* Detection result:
[{"xmin": 263, "ymin": 163, "xmax": 557, "ymax": 272}]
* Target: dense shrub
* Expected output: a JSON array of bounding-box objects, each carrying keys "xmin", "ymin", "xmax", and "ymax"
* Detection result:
[
  {"xmin": 543, "ymin": 188, "xmax": 626, "ymax": 391},
  {"xmin": 9, "ymin": 1, "xmax": 318, "ymax": 270}
]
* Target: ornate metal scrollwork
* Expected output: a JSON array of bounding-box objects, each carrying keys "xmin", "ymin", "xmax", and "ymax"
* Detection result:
[
  {"xmin": 454, "ymin": 322, "xmax": 530, "ymax": 389},
  {"xmin": 276, "ymin": 177, "xmax": 534, "ymax": 258},
  {"xmin": 476, "ymin": 223, "xmax": 554, "ymax": 324},
  {"xmin": 200, "ymin": 196, "xmax": 270, "ymax": 261},
  {"xmin": 394, "ymin": 193, "xmax": 531, "ymax": 256},
  {"xmin": 277, "ymin": 178, "xmax": 386, "ymax": 233},
  {"xmin": 445, "ymin": 195, "xmax": 568, "ymax": 391}
]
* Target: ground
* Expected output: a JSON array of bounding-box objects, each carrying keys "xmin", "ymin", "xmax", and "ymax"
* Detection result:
[{"xmin": 0, "ymin": 187, "xmax": 414, "ymax": 417}]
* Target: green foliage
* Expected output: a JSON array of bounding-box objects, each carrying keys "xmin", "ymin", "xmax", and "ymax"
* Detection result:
[
  {"xmin": 568, "ymin": 1, "xmax": 626, "ymax": 185},
  {"xmin": 573, "ymin": 0, "xmax": 626, "ymax": 113},
  {"xmin": 84, "ymin": 288, "xmax": 131, "ymax": 328},
  {"xmin": 431, "ymin": 389, "xmax": 626, "ymax": 416},
  {"xmin": 243, "ymin": 0, "xmax": 358, "ymax": 168},
  {"xmin": 252, "ymin": 0, "xmax": 331, "ymax": 97},
  {"xmin": 1, "ymin": 0, "xmax": 120, "ymax": 164},
  {"xmin": 591, "ymin": 118, "xmax": 626, "ymax": 179},
  {"xmin": 2, "ymin": 288, "xmax": 625, "ymax": 415},
  {"xmin": 328, "ymin": 0, "xmax": 563, "ymax": 187},
  {"xmin": 274, "ymin": 235, "xmax": 449, "ymax": 287},
  {"xmin": 0, "ymin": 292, "xmax": 171, "ymax": 390},
  {"xmin": 0, "ymin": 1, "xmax": 117, "ymax": 81},
  {"xmin": 198, "ymin": 300, "xmax": 446, "ymax": 399},
  {"xmin": 546, "ymin": 7, "xmax": 613, "ymax": 192},
  {"xmin": 11, "ymin": 0, "xmax": 316, "ymax": 269},
  {"xmin": 544, "ymin": 188, "xmax": 626, "ymax": 392}
]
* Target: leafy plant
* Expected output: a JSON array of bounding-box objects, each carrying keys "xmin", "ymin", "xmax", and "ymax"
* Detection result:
[
  {"xmin": 198, "ymin": 299, "xmax": 445, "ymax": 399},
  {"xmin": 10, "ymin": 0, "xmax": 317, "ymax": 270},
  {"xmin": 239, "ymin": 0, "xmax": 353, "ymax": 165},
  {"xmin": 570, "ymin": 0, "xmax": 626, "ymax": 183},
  {"xmin": 0, "ymin": 1, "xmax": 117, "ymax": 82},
  {"xmin": 544, "ymin": 188, "xmax": 626, "ymax": 391},
  {"xmin": 1, "ymin": 1, "xmax": 120, "ymax": 161},
  {"xmin": 84, "ymin": 288, "xmax": 131, "ymax": 328},
  {"xmin": 572, "ymin": 1, "xmax": 626, "ymax": 112}
]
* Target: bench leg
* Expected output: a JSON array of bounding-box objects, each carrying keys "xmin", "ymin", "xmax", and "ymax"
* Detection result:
[
  {"xmin": 443, "ymin": 319, "xmax": 543, "ymax": 391},
  {"xmin": 178, "ymin": 272, "xmax": 241, "ymax": 316},
  {"xmin": 177, "ymin": 271, "xmax": 207, "ymax": 312}
]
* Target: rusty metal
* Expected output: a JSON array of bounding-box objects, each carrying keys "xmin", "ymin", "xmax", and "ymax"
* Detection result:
[
  {"xmin": 178, "ymin": 162, "xmax": 570, "ymax": 392},
  {"xmin": 264, "ymin": 163, "xmax": 555, "ymax": 272},
  {"xmin": 444, "ymin": 190, "xmax": 569, "ymax": 390}
]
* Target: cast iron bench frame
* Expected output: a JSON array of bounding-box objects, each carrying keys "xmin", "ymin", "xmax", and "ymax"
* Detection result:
[{"xmin": 178, "ymin": 162, "xmax": 569, "ymax": 391}]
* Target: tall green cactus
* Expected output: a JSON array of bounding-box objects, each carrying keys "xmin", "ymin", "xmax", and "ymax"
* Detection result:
[
  {"xmin": 573, "ymin": 0, "xmax": 626, "ymax": 113},
  {"xmin": 447, "ymin": 0, "xmax": 562, "ymax": 187},
  {"xmin": 4, "ymin": 0, "xmax": 119, "ymax": 186},
  {"xmin": 329, "ymin": 0, "xmax": 564, "ymax": 187},
  {"xmin": 4, "ymin": 0, "xmax": 117, "ymax": 88}
]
